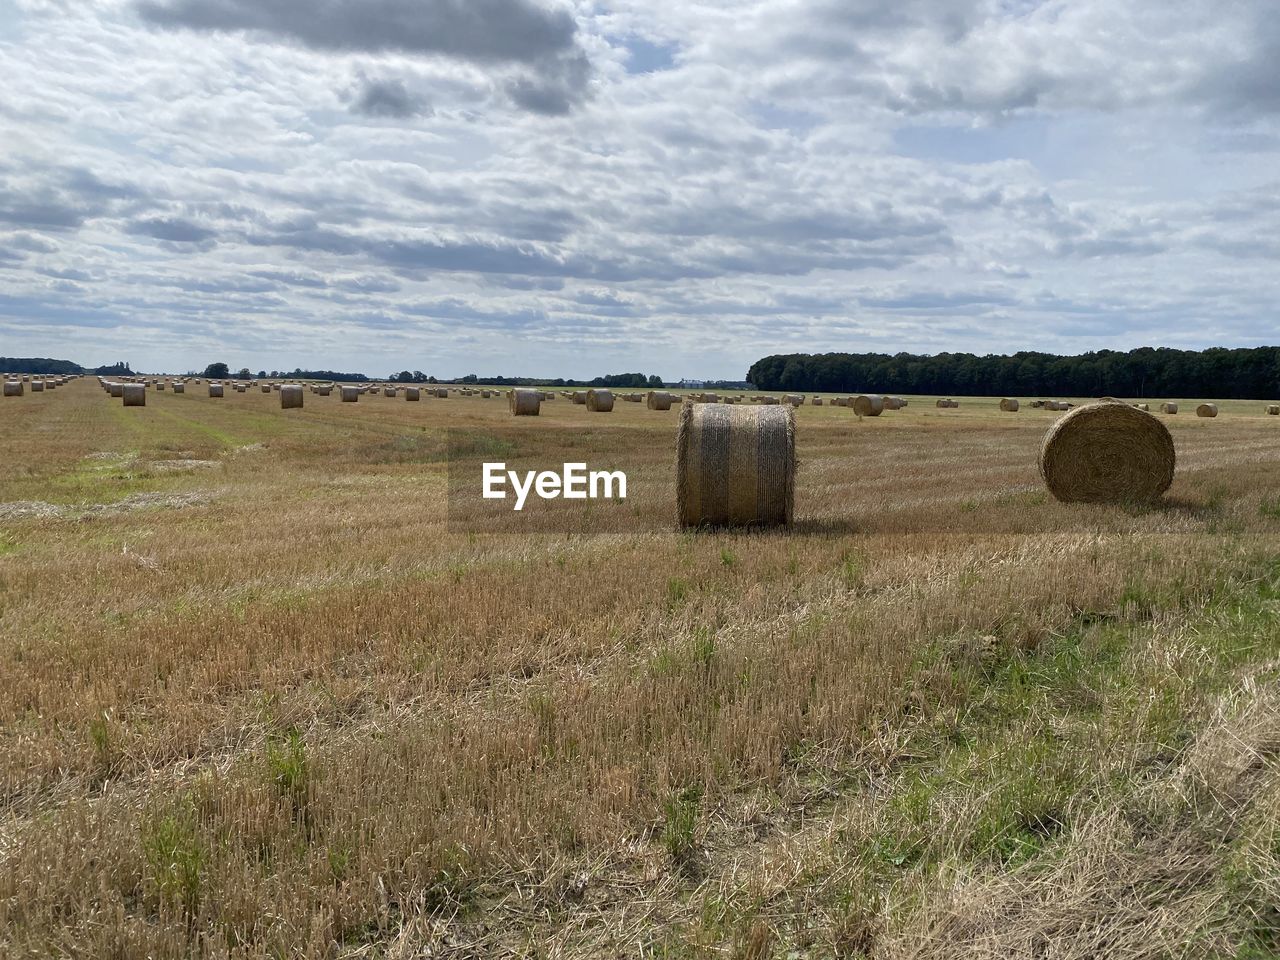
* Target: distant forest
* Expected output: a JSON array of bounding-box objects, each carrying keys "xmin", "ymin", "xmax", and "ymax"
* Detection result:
[
  {"xmin": 747, "ymin": 347, "xmax": 1280, "ymax": 399},
  {"xmin": 0, "ymin": 357, "xmax": 130, "ymax": 376}
]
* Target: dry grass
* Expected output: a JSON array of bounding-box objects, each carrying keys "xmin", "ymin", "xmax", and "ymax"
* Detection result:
[{"xmin": 2, "ymin": 382, "xmax": 1280, "ymax": 957}]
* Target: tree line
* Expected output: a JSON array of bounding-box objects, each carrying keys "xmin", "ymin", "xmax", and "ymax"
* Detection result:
[{"xmin": 746, "ymin": 347, "xmax": 1280, "ymax": 399}]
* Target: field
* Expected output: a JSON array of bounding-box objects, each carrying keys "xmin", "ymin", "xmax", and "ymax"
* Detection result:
[{"xmin": 3, "ymin": 380, "xmax": 1280, "ymax": 958}]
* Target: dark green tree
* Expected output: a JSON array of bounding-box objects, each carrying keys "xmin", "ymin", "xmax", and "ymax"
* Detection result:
[{"xmin": 202, "ymin": 362, "xmax": 230, "ymax": 379}]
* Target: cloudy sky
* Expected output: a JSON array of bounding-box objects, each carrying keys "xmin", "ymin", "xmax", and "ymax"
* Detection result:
[{"xmin": 1, "ymin": 0, "xmax": 1278, "ymax": 379}]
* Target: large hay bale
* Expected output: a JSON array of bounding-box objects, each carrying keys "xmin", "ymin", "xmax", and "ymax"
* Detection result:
[
  {"xmin": 341, "ymin": 386, "xmax": 359, "ymax": 402},
  {"xmin": 281, "ymin": 385, "xmax": 303, "ymax": 409},
  {"xmin": 647, "ymin": 390, "xmax": 673, "ymax": 410},
  {"xmin": 1268, "ymin": 405, "xmax": 1280, "ymax": 416},
  {"xmin": 676, "ymin": 402, "xmax": 795, "ymax": 527},
  {"xmin": 3, "ymin": 380, "xmax": 22, "ymax": 397},
  {"xmin": 509, "ymin": 388, "xmax": 541, "ymax": 416},
  {"xmin": 405, "ymin": 387, "xmax": 420, "ymax": 401},
  {"xmin": 1196, "ymin": 403, "xmax": 1218, "ymax": 418},
  {"xmin": 122, "ymin": 383, "xmax": 146, "ymax": 407},
  {"xmin": 852, "ymin": 394, "xmax": 884, "ymax": 417},
  {"xmin": 586, "ymin": 388, "xmax": 614, "ymax": 412},
  {"xmin": 999, "ymin": 397, "xmax": 1020, "ymax": 412},
  {"xmin": 172, "ymin": 382, "xmax": 185, "ymax": 394},
  {"xmin": 1160, "ymin": 402, "xmax": 1178, "ymax": 414},
  {"xmin": 209, "ymin": 383, "xmax": 224, "ymax": 398},
  {"xmin": 1038, "ymin": 399, "xmax": 1175, "ymax": 504},
  {"xmin": 108, "ymin": 382, "xmax": 124, "ymax": 398}
]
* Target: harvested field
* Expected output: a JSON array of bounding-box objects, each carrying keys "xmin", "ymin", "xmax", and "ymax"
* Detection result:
[{"xmin": 2, "ymin": 382, "xmax": 1280, "ymax": 958}]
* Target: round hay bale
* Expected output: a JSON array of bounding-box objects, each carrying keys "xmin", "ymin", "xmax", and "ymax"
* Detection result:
[
  {"xmin": 383, "ymin": 387, "xmax": 397, "ymax": 397},
  {"xmin": 852, "ymin": 394, "xmax": 884, "ymax": 417},
  {"xmin": 172, "ymin": 382, "xmax": 185, "ymax": 394},
  {"xmin": 882, "ymin": 396, "xmax": 905, "ymax": 411},
  {"xmin": 31, "ymin": 380, "xmax": 44, "ymax": 393},
  {"xmin": 1196, "ymin": 403, "xmax": 1218, "ymax": 418},
  {"xmin": 122, "ymin": 383, "xmax": 146, "ymax": 406},
  {"xmin": 1160, "ymin": 402, "xmax": 1178, "ymax": 414},
  {"xmin": 208, "ymin": 383, "xmax": 224, "ymax": 398},
  {"xmin": 405, "ymin": 387, "xmax": 420, "ymax": 401},
  {"xmin": 759, "ymin": 396, "xmax": 778, "ymax": 405},
  {"xmin": 812, "ymin": 397, "xmax": 823, "ymax": 406},
  {"xmin": 156, "ymin": 381, "xmax": 166, "ymax": 391},
  {"xmin": 509, "ymin": 388, "xmax": 541, "ymax": 416},
  {"xmin": 435, "ymin": 388, "xmax": 448, "ymax": 398},
  {"xmin": 571, "ymin": 391, "xmax": 586, "ymax": 404},
  {"xmin": 1038, "ymin": 399, "xmax": 1175, "ymax": 504},
  {"xmin": 317, "ymin": 386, "xmax": 332, "ymax": 396},
  {"xmin": 936, "ymin": 398, "xmax": 958, "ymax": 409},
  {"xmin": 999, "ymin": 397, "xmax": 1019, "ymax": 412},
  {"xmin": 1267, "ymin": 405, "xmax": 1280, "ymax": 416},
  {"xmin": 647, "ymin": 390, "xmax": 673, "ymax": 411},
  {"xmin": 676, "ymin": 402, "xmax": 795, "ymax": 528},
  {"xmin": 108, "ymin": 382, "xmax": 124, "ymax": 398},
  {"xmin": 783, "ymin": 394, "xmax": 804, "ymax": 406},
  {"xmin": 281, "ymin": 385, "xmax": 303, "ymax": 409},
  {"xmin": 341, "ymin": 386, "xmax": 359, "ymax": 402},
  {"xmin": 261, "ymin": 384, "xmax": 271, "ymax": 393},
  {"xmin": 481, "ymin": 390, "xmax": 491, "ymax": 398},
  {"xmin": 4, "ymin": 380, "xmax": 23, "ymax": 397},
  {"xmin": 586, "ymin": 388, "xmax": 614, "ymax": 412}
]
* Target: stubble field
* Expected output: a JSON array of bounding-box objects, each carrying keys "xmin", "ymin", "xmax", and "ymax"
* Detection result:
[{"xmin": 2, "ymin": 379, "xmax": 1280, "ymax": 958}]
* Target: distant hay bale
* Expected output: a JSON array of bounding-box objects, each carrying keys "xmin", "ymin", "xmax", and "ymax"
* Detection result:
[
  {"xmin": 936, "ymin": 398, "xmax": 958, "ymax": 408},
  {"xmin": 156, "ymin": 381, "xmax": 166, "ymax": 391},
  {"xmin": 701, "ymin": 393, "xmax": 720, "ymax": 404},
  {"xmin": 405, "ymin": 387, "xmax": 420, "ymax": 401},
  {"xmin": 261, "ymin": 384, "xmax": 271, "ymax": 393},
  {"xmin": 676, "ymin": 402, "xmax": 795, "ymax": 528},
  {"xmin": 281, "ymin": 385, "xmax": 303, "ymax": 409},
  {"xmin": 999, "ymin": 397, "xmax": 1019, "ymax": 412},
  {"xmin": 31, "ymin": 380, "xmax": 44, "ymax": 392},
  {"xmin": 571, "ymin": 391, "xmax": 586, "ymax": 404},
  {"xmin": 384, "ymin": 387, "xmax": 397, "ymax": 397},
  {"xmin": 481, "ymin": 390, "xmax": 491, "ymax": 398},
  {"xmin": 882, "ymin": 396, "xmax": 905, "ymax": 411},
  {"xmin": 172, "ymin": 382, "xmax": 185, "ymax": 394},
  {"xmin": 122, "ymin": 383, "xmax": 145, "ymax": 406},
  {"xmin": 1038, "ymin": 399, "xmax": 1175, "ymax": 504},
  {"xmin": 1160, "ymin": 402, "xmax": 1179, "ymax": 414},
  {"xmin": 852, "ymin": 394, "xmax": 884, "ymax": 417},
  {"xmin": 1031, "ymin": 400, "xmax": 1046, "ymax": 408},
  {"xmin": 317, "ymin": 386, "xmax": 331, "ymax": 396},
  {"xmin": 586, "ymin": 388, "xmax": 614, "ymax": 412},
  {"xmin": 4, "ymin": 380, "xmax": 22, "ymax": 397},
  {"xmin": 21, "ymin": 375, "xmax": 29, "ymax": 382},
  {"xmin": 108, "ymin": 382, "xmax": 124, "ymax": 398},
  {"xmin": 1196, "ymin": 403, "xmax": 1218, "ymax": 418},
  {"xmin": 542, "ymin": 391, "xmax": 555, "ymax": 401},
  {"xmin": 341, "ymin": 386, "xmax": 359, "ymax": 402},
  {"xmin": 647, "ymin": 390, "xmax": 673, "ymax": 410},
  {"xmin": 783, "ymin": 394, "xmax": 804, "ymax": 406},
  {"xmin": 509, "ymin": 388, "xmax": 541, "ymax": 416},
  {"xmin": 812, "ymin": 397, "xmax": 823, "ymax": 406},
  {"xmin": 1268, "ymin": 405, "xmax": 1280, "ymax": 416},
  {"xmin": 759, "ymin": 396, "xmax": 779, "ymax": 404},
  {"xmin": 435, "ymin": 388, "xmax": 448, "ymax": 398},
  {"xmin": 209, "ymin": 383, "xmax": 224, "ymax": 398}
]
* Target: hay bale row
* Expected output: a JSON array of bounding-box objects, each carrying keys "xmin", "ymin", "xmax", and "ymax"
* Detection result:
[{"xmin": 676, "ymin": 402, "xmax": 795, "ymax": 527}]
